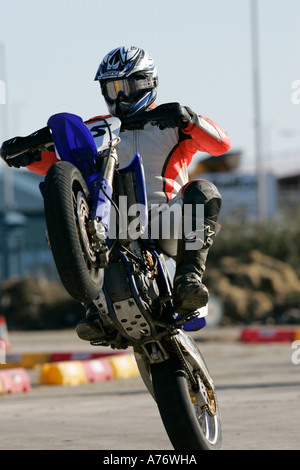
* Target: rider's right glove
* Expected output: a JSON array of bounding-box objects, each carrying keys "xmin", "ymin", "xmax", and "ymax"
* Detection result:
[{"xmin": 0, "ymin": 149, "xmax": 42, "ymax": 168}]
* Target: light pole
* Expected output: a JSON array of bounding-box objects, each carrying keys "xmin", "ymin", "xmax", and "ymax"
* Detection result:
[{"xmin": 250, "ymin": 0, "xmax": 267, "ymax": 221}]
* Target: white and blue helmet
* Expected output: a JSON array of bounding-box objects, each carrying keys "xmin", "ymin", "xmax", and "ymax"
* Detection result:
[{"xmin": 95, "ymin": 46, "xmax": 158, "ymax": 118}]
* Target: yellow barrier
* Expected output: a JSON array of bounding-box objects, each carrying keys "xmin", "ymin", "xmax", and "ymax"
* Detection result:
[
  {"xmin": 40, "ymin": 361, "xmax": 87, "ymax": 386},
  {"xmin": 108, "ymin": 354, "xmax": 139, "ymax": 379},
  {"xmin": 39, "ymin": 354, "xmax": 139, "ymax": 386}
]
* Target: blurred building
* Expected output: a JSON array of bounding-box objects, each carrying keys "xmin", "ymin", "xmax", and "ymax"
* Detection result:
[
  {"xmin": 0, "ymin": 167, "xmax": 57, "ymax": 280},
  {"xmin": 277, "ymin": 172, "xmax": 300, "ymax": 212},
  {"xmin": 269, "ymin": 149, "xmax": 300, "ymax": 214},
  {"xmin": 189, "ymin": 150, "xmax": 300, "ymax": 221}
]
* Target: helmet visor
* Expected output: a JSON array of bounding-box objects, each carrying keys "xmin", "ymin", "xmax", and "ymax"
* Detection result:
[{"xmin": 101, "ymin": 77, "xmax": 157, "ymax": 101}]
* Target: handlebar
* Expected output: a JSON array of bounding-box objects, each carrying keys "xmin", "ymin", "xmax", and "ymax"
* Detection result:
[
  {"xmin": 1, "ymin": 102, "xmax": 189, "ymax": 160},
  {"xmin": 1, "ymin": 126, "xmax": 53, "ymax": 160}
]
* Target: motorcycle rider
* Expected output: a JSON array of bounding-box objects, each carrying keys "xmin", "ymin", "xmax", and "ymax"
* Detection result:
[{"xmin": 1, "ymin": 46, "xmax": 231, "ymax": 339}]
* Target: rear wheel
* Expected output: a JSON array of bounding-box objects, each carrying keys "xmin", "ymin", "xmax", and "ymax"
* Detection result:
[
  {"xmin": 151, "ymin": 358, "xmax": 222, "ymax": 450},
  {"xmin": 43, "ymin": 161, "xmax": 104, "ymax": 303}
]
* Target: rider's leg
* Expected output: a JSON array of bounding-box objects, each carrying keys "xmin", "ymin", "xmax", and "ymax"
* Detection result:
[
  {"xmin": 155, "ymin": 179, "xmax": 221, "ymax": 314},
  {"xmin": 173, "ymin": 179, "xmax": 221, "ymax": 314}
]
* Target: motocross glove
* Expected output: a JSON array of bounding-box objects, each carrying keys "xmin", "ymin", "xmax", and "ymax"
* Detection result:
[
  {"xmin": 0, "ymin": 149, "xmax": 42, "ymax": 168},
  {"xmin": 157, "ymin": 103, "xmax": 197, "ymax": 130}
]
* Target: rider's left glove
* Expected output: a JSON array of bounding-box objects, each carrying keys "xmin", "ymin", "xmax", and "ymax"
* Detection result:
[
  {"xmin": 0, "ymin": 149, "xmax": 41, "ymax": 168},
  {"xmin": 158, "ymin": 105, "xmax": 198, "ymax": 130}
]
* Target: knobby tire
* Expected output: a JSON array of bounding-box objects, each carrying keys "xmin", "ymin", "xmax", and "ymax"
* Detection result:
[{"xmin": 43, "ymin": 161, "xmax": 103, "ymax": 303}]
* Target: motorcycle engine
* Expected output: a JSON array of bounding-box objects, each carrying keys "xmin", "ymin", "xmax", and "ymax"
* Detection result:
[
  {"xmin": 124, "ymin": 241, "xmax": 159, "ymax": 307},
  {"xmin": 133, "ymin": 249, "xmax": 160, "ymax": 307}
]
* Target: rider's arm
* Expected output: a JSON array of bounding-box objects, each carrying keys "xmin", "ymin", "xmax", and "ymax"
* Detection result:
[
  {"xmin": 153, "ymin": 103, "xmax": 231, "ymax": 156},
  {"xmin": 26, "ymin": 149, "xmax": 59, "ymax": 175},
  {"xmin": 182, "ymin": 109, "xmax": 231, "ymax": 157}
]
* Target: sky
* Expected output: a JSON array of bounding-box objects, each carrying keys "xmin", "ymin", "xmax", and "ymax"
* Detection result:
[{"xmin": 0, "ymin": 0, "xmax": 299, "ymax": 175}]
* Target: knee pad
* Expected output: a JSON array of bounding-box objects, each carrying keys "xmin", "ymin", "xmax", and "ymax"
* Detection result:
[{"xmin": 181, "ymin": 179, "xmax": 222, "ymax": 222}]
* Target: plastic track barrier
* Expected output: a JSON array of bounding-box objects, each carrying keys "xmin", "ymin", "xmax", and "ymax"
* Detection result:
[
  {"xmin": 81, "ymin": 358, "xmax": 114, "ymax": 382},
  {"xmin": 39, "ymin": 353, "xmax": 139, "ymax": 386},
  {"xmin": 40, "ymin": 361, "xmax": 87, "ymax": 386},
  {"xmin": 108, "ymin": 354, "xmax": 139, "ymax": 379},
  {"xmin": 240, "ymin": 327, "xmax": 299, "ymax": 343},
  {"xmin": 0, "ymin": 368, "xmax": 31, "ymax": 394}
]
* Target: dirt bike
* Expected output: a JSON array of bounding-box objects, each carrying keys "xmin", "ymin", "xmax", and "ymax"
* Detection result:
[{"xmin": 0, "ymin": 104, "xmax": 222, "ymax": 450}]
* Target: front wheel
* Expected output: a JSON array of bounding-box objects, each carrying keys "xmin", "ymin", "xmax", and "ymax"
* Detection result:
[
  {"xmin": 151, "ymin": 358, "xmax": 222, "ymax": 450},
  {"xmin": 43, "ymin": 161, "xmax": 104, "ymax": 303}
]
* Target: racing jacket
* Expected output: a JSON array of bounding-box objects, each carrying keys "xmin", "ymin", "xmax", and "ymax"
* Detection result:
[{"xmin": 26, "ymin": 106, "xmax": 231, "ymax": 206}]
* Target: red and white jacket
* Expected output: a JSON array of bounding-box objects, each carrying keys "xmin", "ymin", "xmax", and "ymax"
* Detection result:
[{"xmin": 26, "ymin": 107, "xmax": 231, "ymax": 206}]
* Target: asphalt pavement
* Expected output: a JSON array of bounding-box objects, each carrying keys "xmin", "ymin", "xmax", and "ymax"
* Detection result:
[{"xmin": 1, "ymin": 326, "xmax": 300, "ymax": 451}]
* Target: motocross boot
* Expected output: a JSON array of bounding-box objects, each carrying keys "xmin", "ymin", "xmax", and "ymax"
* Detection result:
[
  {"xmin": 76, "ymin": 304, "xmax": 107, "ymax": 342},
  {"xmin": 172, "ymin": 222, "xmax": 217, "ymax": 315}
]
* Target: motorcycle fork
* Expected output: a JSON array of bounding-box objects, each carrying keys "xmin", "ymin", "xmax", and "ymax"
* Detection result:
[
  {"xmin": 144, "ymin": 341, "xmax": 170, "ymax": 363},
  {"xmin": 172, "ymin": 333, "xmax": 217, "ymax": 416}
]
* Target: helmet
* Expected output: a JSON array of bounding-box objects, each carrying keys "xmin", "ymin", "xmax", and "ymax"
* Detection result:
[{"xmin": 94, "ymin": 46, "xmax": 158, "ymax": 118}]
